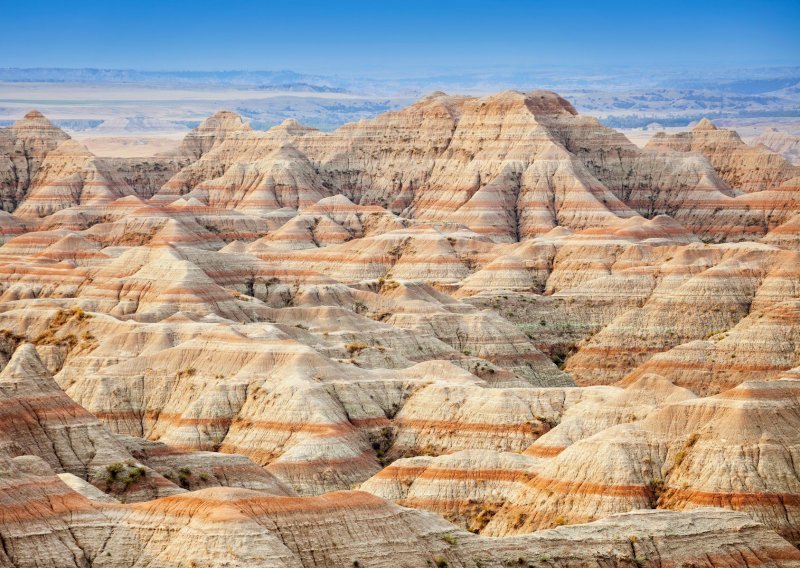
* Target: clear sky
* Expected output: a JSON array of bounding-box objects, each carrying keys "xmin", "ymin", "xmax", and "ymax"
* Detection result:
[{"xmin": 1, "ymin": 0, "xmax": 798, "ymax": 75}]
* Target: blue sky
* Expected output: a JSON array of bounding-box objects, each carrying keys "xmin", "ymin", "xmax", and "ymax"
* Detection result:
[{"xmin": 1, "ymin": 0, "xmax": 798, "ymax": 74}]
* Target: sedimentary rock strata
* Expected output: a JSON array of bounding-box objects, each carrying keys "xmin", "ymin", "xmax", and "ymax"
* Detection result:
[
  {"xmin": 0, "ymin": 343, "xmax": 181, "ymax": 501},
  {"xmin": 647, "ymin": 119, "xmax": 800, "ymax": 193},
  {"xmin": 484, "ymin": 377, "xmax": 800, "ymax": 542},
  {"xmin": 756, "ymin": 127, "xmax": 800, "ymax": 165},
  {"xmin": 0, "ymin": 92, "xmax": 798, "ymax": 565},
  {"xmin": 1, "ymin": 470, "xmax": 798, "ymax": 567}
]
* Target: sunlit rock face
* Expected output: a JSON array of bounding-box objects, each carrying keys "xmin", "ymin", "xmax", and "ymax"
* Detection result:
[{"xmin": 0, "ymin": 92, "xmax": 799, "ymax": 564}]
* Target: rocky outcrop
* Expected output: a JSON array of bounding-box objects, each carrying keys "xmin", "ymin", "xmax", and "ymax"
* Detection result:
[
  {"xmin": 0, "ymin": 94, "xmax": 798, "ymax": 563},
  {"xmin": 103, "ymin": 155, "xmax": 190, "ymax": 198},
  {"xmin": 563, "ymin": 243, "xmax": 800, "ymax": 386},
  {"xmin": 0, "ymin": 112, "xmax": 189, "ymax": 217},
  {"xmin": 0, "ymin": 343, "xmax": 181, "ymax": 501},
  {"xmin": 1, "ymin": 469, "xmax": 797, "ymax": 568},
  {"xmin": 13, "ymin": 139, "xmax": 141, "ymax": 218},
  {"xmin": 154, "ymin": 94, "xmax": 800, "ymax": 242},
  {"xmin": 178, "ymin": 110, "xmax": 252, "ymax": 159},
  {"xmin": 756, "ymin": 127, "xmax": 800, "ymax": 164},
  {"xmin": 360, "ymin": 449, "xmax": 538, "ymax": 531},
  {"xmin": 647, "ymin": 119, "xmax": 800, "ymax": 193},
  {"xmin": 485, "ymin": 377, "xmax": 800, "ymax": 543},
  {"xmin": 0, "ymin": 111, "xmax": 70, "ymax": 211},
  {"xmin": 118, "ymin": 435, "xmax": 296, "ymax": 495}
]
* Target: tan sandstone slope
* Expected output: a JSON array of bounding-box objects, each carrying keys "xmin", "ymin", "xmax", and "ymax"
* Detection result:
[{"xmin": 0, "ymin": 92, "xmax": 797, "ymax": 566}]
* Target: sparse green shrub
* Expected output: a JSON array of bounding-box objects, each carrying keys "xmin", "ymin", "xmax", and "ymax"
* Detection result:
[
  {"xmin": 177, "ymin": 466, "xmax": 193, "ymax": 489},
  {"xmin": 106, "ymin": 462, "xmax": 124, "ymax": 478},
  {"xmin": 125, "ymin": 466, "xmax": 146, "ymax": 485}
]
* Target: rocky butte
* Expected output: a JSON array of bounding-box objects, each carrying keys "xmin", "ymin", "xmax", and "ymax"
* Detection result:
[{"xmin": 0, "ymin": 90, "xmax": 798, "ymax": 567}]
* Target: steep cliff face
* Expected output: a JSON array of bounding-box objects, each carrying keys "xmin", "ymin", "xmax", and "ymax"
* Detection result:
[
  {"xmin": 0, "ymin": 111, "xmax": 70, "ymax": 211},
  {"xmin": 12, "ymin": 139, "xmax": 142, "ymax": 218},
  {"xmin": 648, "ymin": 119, "xmax": 800, "ymax": 193},
  {"xmin": 154, "ymin": 92, "xmax": 800, "ymax": 242},
  {"xmin": 178, "ymin": 110, "xmax": 252, "ymax": 159},
  {"xmin": 756, "ymin": 127, "xmax": 800, "ymax": 164},
  {"xmin": 483, "ymin": 377, "xmax": 800, "ymax": 542},
  {"xmin": 0, "ymin": 344, "xmax": 182, "ymax": 501},
  {"xmin": 0, "ymin": 112, "xmax": 193, "ymax": 217}
]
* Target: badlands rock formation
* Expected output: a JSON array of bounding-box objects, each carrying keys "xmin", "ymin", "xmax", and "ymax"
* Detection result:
[
  {"xmin": 756, "ymin": 127, "xmax": 800, "ymax": 165},
  {"xmin": 0, "ymin": 92, "xmax": 799, "ymax": 565},
  {"xmin": 647, "ymin": 119, "xmax": 800, "ymax": 194}
]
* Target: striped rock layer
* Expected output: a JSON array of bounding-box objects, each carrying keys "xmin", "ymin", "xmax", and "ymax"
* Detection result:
[{"xmin": 0, "ymin": 93, "xmax": 796, "ymax": 564}]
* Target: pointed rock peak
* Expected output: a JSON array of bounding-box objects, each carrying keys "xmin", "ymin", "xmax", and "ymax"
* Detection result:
[
  {"xmin": 44, "ymin": 233, "xmax": 101, "ymax": 252},
  {"xmin": 220, "ymin": 240, "xmax": 247, "ymax": 253},
  {"xmin": 694, "ymin": 118, "xmax": 717, "ymax": 131},
  {"xmin": 180, "ymin": 110, "xmax": 252, "ymax": 158},
  {"xmin": 11, "ymin": 110, "xmax": 70, "ymax": 140},
  {"xmin": 471, "ymin": 90, "xmax": 531, "ymax": 116},
  {"xmin": 407, "ymin": 91, "xmax": 466, "ymax": 120},
  {"xmin": 170, "ymin": 197, "xmax": 206, "ymax": 208},
  {"xmin": 113, "ymin": 195, "xmax": 147, "ymax": 206},
  {"xmin": 212, "ymin": 110, "xmax": 240, "ymax": 119},
  {"xmin": 0, "ymin": 343, "xmax": 51, "ymax": 383},
  {"xmin": 268, "ymin": 118, "xmax": 317, "ymax": 137},
  {"xmin": 149, "ymin": 218, "xmax": 219, "ymax": 249},
  {"xmin": 153, "ymin": 217, "xmax": 187, "ymax": 234},
  {"xmin": 51, "ymin": 138, "xmax": 93, "ymax": 156},
  {"xmin": 717, "ymin": 377, "xmax": 800, "ymax": 401},
  {"xmin": 524, "ymin": 90, "xmax": 578, "ymax": 116},
  {"xmin": 314, "ymin": 195, "xmax": 356, "ymax": 207},
  {"xmin": 543, "ymin": 226, "xmax": 574, "ymax": 238},
  {"xmin": 480, "ymin": 89, "xmax": 526, "ymax": 104},
  {"xmin": 536, "ymin": 140, "xmax": 573, "ymax": 160},
  {"xmin": 261, "ymin": 142, "xmax": 308, "ymax": 162},
  {"xmin": 161, "ymin": 311, "xmax": 206, "ymax": 324},
  {"xmin": 625, "ymin": 373, "xmax": 696, "ymax": 399},
  {"xmin": 200, "ymin": 110, "xmax": 251, "ymax": 131}
]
